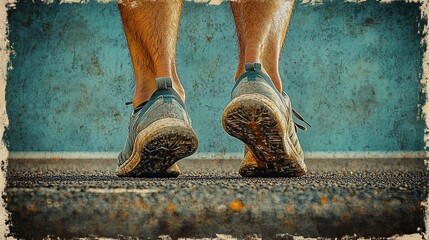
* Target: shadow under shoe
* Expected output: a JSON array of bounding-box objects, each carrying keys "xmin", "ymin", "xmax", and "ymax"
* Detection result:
[
  {"xmin": 239, "ymin": 146, "xmax": 306, "ymax": 177},
  {"xmin": 139, "ymin": 164, "xmax": 181, "ymax": 178},
  {"xmin": 222, "ymin": 63, "xmax": 309, "ymax": 177},
  {"xmin": 116, "ymin": 77, "xmax": 198, "ymax": 178}
]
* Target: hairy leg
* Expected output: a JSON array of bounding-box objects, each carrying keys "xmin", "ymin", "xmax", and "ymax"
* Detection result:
[
  {"xmin": 231, "ymin": 0, "xmax": 296, "ymax": 92},
  {"xmin": 118, "ymin": 0, "xmax": 184, "ymax": 108}
]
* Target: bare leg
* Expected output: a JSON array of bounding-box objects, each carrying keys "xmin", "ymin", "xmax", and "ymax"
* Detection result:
[
  {"xmin": 118, "ymin": 0, "xmax": 184, "ymax": 108},
  {"xmin": 226, "ymin": 0, "xmax": 307, "ymax": 177},
  {"xmin": 117, "ymin": 1, "xmax": 198, "ymax": 178},
  {"xmin": 231, "ymin": 0, "xmax": 296, "ymax": 92}
]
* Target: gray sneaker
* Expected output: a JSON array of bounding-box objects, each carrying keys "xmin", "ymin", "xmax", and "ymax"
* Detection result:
[
  {"xmin": 116, "ymin": 77, "xmax": 198, "ymax": 177},
  {"xmin": 222, "ymin": 63, "xmax": 309, "ymax": 177}
]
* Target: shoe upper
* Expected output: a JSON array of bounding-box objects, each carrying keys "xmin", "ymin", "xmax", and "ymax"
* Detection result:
[{"xmin": 118, "ymin": 77, "xmax": 191, "ymax": 166}]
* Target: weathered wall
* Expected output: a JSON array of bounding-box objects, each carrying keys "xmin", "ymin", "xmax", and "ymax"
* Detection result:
[{"xmin": 5, "ymin": 0, "xmax": 425, "ymax": 154}]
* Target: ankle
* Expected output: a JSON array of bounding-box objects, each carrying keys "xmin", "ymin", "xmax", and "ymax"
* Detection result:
[
  {"xmin": 172, "ymin": 82, "xmax": 186, "ymax": 103},
  {"xmin": 234, "ymin": 63, "xmax": 246, "ymax": 81},
  {"xmin": 132, "ymin": 95, "xmax": 152, "ymax": 109},
  {"xmin": 244, "ymin": 44, "xmax": 262, "ymax": 63},
  {"xmin": 264, "ymin": 68, "xmax": 282, "ymax": 92},
  {"xmin": 154, "ymin": 61, "xmax": 185, "ymax": 102},
  {"xmin": 154, "ymin": 61, "xmax": 172, "ymax": 79},
  {"xmin": 133, "ymin": 79, "xmax": 185, "ymax": 109},
  {"xmin": 244, "ymin": 53, "xmax": 261, "ymax": 64},
  {"xmin": 268, "ymin": 74, "xmax": 282, "ymax": 92},
  {"xmin": 234, "ymin": 63, "xmax": 282, "ymax": 92}
]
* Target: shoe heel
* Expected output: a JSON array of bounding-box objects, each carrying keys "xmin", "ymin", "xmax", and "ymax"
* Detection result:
[
  {"xmin": 222, "ymin": 94, "xmax": 287, "ymax": 162},
  {"xmin": 116, "ymin": 118, "xmax": 198, "ymax": 177}
]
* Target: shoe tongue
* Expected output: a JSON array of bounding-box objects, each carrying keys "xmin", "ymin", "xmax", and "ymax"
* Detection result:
[{"xmin": 155, "ymin": 77, "xmax": 173, "ymax": 90}]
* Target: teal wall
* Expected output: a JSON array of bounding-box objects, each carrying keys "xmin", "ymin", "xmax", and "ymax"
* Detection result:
[{"xmin": 5, "ymin": 0, "xmax": 425, "ymax": 153}]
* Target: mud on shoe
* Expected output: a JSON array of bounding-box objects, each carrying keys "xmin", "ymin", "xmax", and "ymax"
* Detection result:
[
  {"xmin": 222, "ymin": 63, "xmax": 309, "ymax": 177},
  {"xmin": 116, "ymin": 77, "xmax": 198, "ymax": 177}
]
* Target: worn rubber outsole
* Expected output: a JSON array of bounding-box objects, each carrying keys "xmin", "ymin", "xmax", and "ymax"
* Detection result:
[
  {"xmin": 116, "ymin": 118, "xmax": 198, "ymax": 177},
  {"xmin": 222, "ymin": 94, "xmax": 306, "ymax": 177}
]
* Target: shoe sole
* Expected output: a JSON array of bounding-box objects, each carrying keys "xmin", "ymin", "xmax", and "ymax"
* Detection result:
[
  {"xmin": 222, "ymin": 94, "xmax": 307, "ymax": 177},
  {"xmin": 116, "ymin": 118, "xmax": 198, "ymax": 177}
]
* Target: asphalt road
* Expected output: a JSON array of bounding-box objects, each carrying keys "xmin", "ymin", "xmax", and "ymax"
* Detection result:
[{"xmin": 5, "ymin": 159, "xmax": 429, "ymax": 239}]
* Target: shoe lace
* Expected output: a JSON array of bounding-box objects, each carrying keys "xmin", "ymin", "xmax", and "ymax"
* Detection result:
[
  {"xmin": 292, "ymin": 109, "xmax": 311, "ymax": 132},
  {"xmin": 281, "ymin": 91, "xmax": 311, "ymax": 132}
]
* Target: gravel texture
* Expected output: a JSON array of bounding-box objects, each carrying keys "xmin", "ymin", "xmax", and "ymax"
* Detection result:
[{"xmin": 5, "ymin": 165, "xmax": 429, "ymax": 239}]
